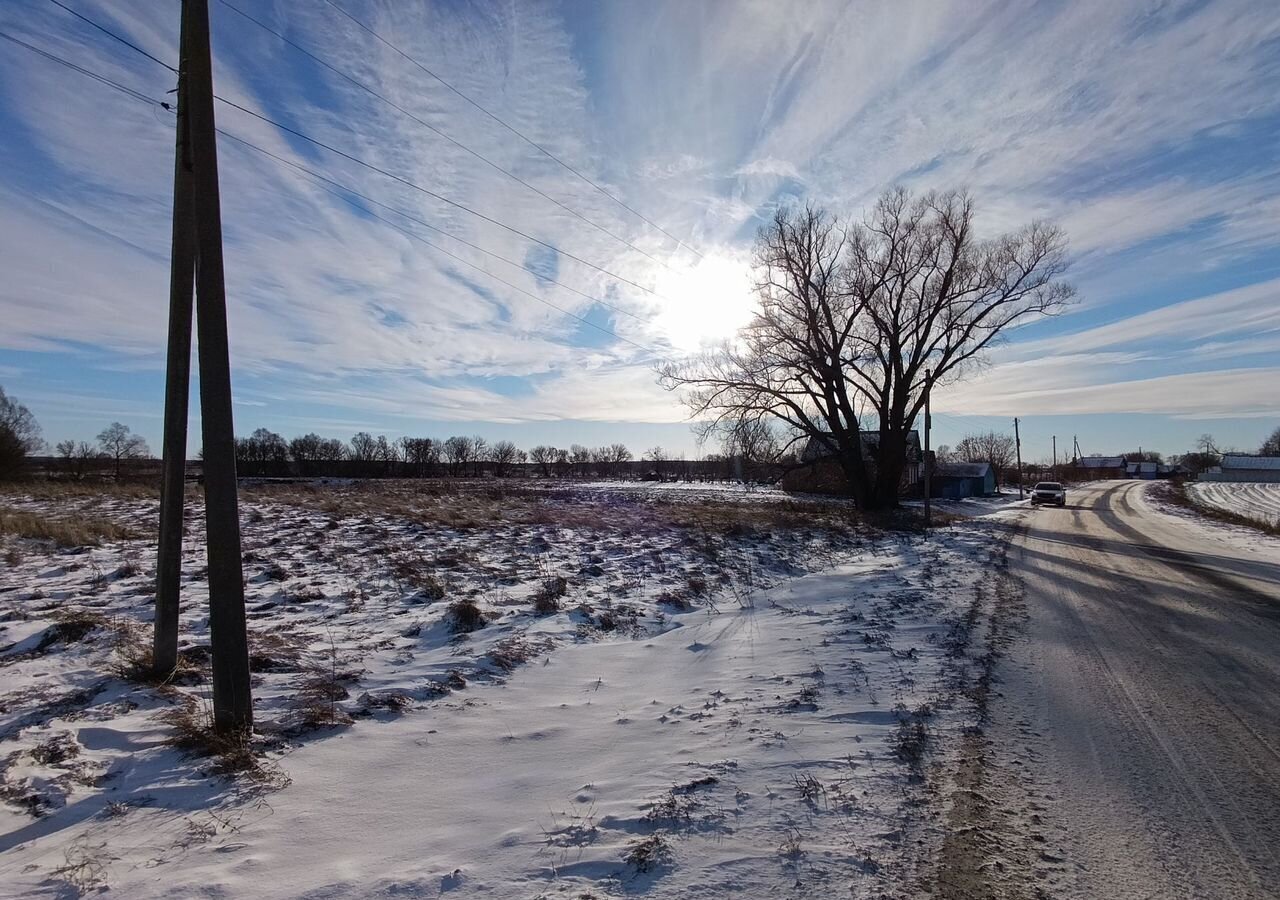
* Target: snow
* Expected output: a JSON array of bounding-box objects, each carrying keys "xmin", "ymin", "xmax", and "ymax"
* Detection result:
[
  {"xmin": 1186, "ymin": 481, "xmax": 1280, "ymax": 527},
  {"xmin": 0, "ymin": 481, "xmax": 1001, "ymax": 897}
]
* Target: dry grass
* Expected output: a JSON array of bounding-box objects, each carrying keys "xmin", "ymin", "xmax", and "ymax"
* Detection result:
[
  {"xmin": 0, "ymin": 505, "xmax": 138, "ymax": 548},
  {"xmin": 5, "ymin": 481, "xmax": 160, "ymax": 502}
]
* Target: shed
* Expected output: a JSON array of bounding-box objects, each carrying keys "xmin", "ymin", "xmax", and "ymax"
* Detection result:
[
  {"xmin": 1200, "ymin": 455, "xmax": 1280, "ymax": 484},
  {"xmin": 931, "ymin": 461, "xmax": 996, "ymax": 499}
]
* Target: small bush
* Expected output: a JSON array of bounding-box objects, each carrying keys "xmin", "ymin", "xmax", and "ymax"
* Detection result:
[
  {"xmin": 531, "ymin": 574, "xmax": 567, "ymax": 614},
  {"xmin": 624, "ymin": 834, "xmax": 671, "ymax": 873},
  {"xmin": 447, "ymin": 598, "xmax": 486, "ymax": 633}
]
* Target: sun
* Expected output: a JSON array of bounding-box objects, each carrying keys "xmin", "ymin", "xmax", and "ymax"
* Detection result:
[{"xmin": 648, "ymin": 252, "xmax": 756, "ymax": 353}]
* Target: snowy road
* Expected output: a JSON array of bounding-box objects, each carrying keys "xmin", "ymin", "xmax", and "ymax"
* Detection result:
[{"xmin": 988, "ymin": 480, "xmax": 1280, "ymax": 898}]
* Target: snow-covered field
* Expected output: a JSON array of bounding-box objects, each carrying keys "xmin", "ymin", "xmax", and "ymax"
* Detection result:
[
  {"xmin": 0, "ymin": 480, "xmax": 1006, "ymax": 898},
  {"xmin": 1186, "ymin": 481, "xmax": 1280, "ymax": 527}
]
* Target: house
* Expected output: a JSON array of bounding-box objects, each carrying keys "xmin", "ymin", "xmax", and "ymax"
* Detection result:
[
  {"xmin": 1125, "ymin": 460, "xmax": 1176, "ymax": 479},
  {"xmin": 1070, "ymin": 456, "xmax": 1127, "ymax": 479},
  {"xmin": 782, "ymin": 430, "xmax": 922, "ymax": 496},
  {"xmin": 1199, "ymin": 455, "xmax": 1280, "ymax": 483},
  {"xmin": 930, "ymin": 461, "xmax": 996, "ymax": 499}
]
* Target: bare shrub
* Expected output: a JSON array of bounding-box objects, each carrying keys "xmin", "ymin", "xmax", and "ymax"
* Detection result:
[
  {"xmin": 624, "ymin": 834, "xmax": 672, "ymax": 873},
  {"xmin": 531, "ymin": 574, "xmax": 567, "ymax": 615},
  {"xmin": 447, "ymin": 597, "xmax": 486, "ymax": 633},
  {"xmin": 292, "ymin": 635, "xmax": 354, "ymax": 729},
  {"xmin": 157, "ymin": 696, "xmax": 259, "ymax": 777}
]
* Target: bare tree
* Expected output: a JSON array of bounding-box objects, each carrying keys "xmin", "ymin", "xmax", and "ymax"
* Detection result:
[
  {"xmin": 289, "ymin": 433, "xmax": 328, "ymax": 476},
  {"xmin": 644, "ymin": 446, "xmax": 667, "ymax": 476},
  {"xmin": 443, "ymin": 435, "xmax": 474, "ymax": 477},
  {"xmin": 235, "ymin": 428, "xmax": 288, "ymax": 477},
  {"xmin": 660, "ymin": 189, "xmax": 1073, "ymax": 508},
  {"xmin": 490, "ymin": 440, "xmax": 521, "ymax": 477},
  {"xmin": 55, "ymin": 439, "xmax": 101, "ymax": 479},
  {"xmin": 954, "ymin": 431, "xmax": 1016, "ymax": 486},
  {"xmin": 97, "ymin": 422, "xmax": 150, "ymax": 479},
  {"xmin": 569, "ymin": 444, "xmax": 591, "ymax": 477},
  {"xmin": 529, "ymin": 445, "xmax": 558, "ymax": 477},
  {"xmin": 0, "ymin": 387, "xmax": 42, "ymax": 479},
  {"xmin": 1260, "ymin": 426, "xmax": 1280, "ymax": 457},
  {"xmin": 400, "ymin": 437, "xmax": 439, "ymax": 477}
]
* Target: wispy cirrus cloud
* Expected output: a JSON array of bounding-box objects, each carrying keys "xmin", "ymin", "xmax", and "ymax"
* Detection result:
[{"xmin": 0, "ymin": 0, "xmax": 1278, "ymax": 453}]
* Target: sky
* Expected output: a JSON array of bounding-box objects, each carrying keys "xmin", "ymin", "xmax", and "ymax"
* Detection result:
[{"xmin": 1, "ymin": 0, "xmax": 1278, "ymax": 464}]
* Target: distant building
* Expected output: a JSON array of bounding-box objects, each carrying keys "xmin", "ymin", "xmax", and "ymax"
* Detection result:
[
  {"xmin": 1124, "ymin": 460, "xmax": 1178, "ymax": 479},
  {"xmin": 930, "ymin": 461, "xmax": 996, "ymax": 499},
  {"xmin": 782, "ymin": 430, "xmax": 922, "ymax": 496},
  {"xmin": 1199, "ymin": 455, "xmax": 1280, "ymax": 483},
  {"xmin": 1070, "ymin": 456, "xmax": 1127, "ymax": 479}
]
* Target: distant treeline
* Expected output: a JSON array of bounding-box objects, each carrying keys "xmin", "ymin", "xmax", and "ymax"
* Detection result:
[{"xmin": 223, "ymin": 429, "xmax": 782, "ymax": 482}]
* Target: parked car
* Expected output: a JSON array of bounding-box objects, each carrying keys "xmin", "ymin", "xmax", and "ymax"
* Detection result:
[{"xmin": 1031, "ymin": 481, "xmax": 1066, "ymax": 507}]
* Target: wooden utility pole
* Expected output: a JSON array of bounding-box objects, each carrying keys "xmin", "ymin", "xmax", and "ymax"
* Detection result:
[
  {"xmin": 153, "ymin": 0, "xmax": 252, "ymax": 732},
  {"xmin": 922, "ymin": 369, "xmax": 932, "ymax": 529},
  {"xmin": 1014, "ymin": 417, "xmax": 1024, "ymax": 499},
  {"xmin": 1052, "ymin": 434, "xmax": 1057, "ymax": 481},
  {"xmin": 154, "ymin": 4, "xmax": 197, "ymax": 678}
]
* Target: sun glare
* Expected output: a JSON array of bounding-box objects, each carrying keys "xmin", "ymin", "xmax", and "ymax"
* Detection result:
[{"xmin": 649, "ymin": 252, "xmax": 756, "ymax": 353}]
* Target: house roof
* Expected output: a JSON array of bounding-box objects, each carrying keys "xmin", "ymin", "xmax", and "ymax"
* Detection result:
[
  {"xmin": 1126, "ymin": 461, "xmax": 1160, "ymax": 473},
  {"xmin": 1076, "ymin": 456, "xmax": 1125, "ymax": 468},
  {"xmin": 936, "ymin": 461, "xmax": 993, "ymax": 479},
  {"xmin": 800, "ymin": 430, "xmax": 922, "ymax": 464},
  {"xmin": 1222, "ymin": 455, "xmax": 1280, "ymax": 470}
]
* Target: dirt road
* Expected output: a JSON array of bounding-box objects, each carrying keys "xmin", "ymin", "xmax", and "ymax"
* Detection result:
[{"xmin": 974, "ymin": 480, "xmax": 1280, "ymax": 899}]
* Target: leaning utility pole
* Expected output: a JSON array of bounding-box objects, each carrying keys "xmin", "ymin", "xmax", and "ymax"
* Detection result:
[
  {"xmin": 153, "ymin": 0, "xmax": 252, "ymax": 732},
  {"xmin": 1014, "ymin": 417, "xmax": 1024, "ymax": 499},
  {"xmin": 154, "ymin": 1, "xmax": 197, "ymax": 679},
  {"xmin": 922, "ymin": 369, "xmax": 932, "ymax": 529}
]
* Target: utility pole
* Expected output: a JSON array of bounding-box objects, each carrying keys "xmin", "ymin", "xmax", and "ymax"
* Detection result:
[
  {"xmin": 1052, "ymin": 435, "xmax": 1057, "ymax": 481},
  {"xmin": 923, "ymin": 369, "xmax": 932, "ymax": 530},
  {"xmin": 153, "ymin": 0, "xmax": 252, "ymax": 732},
  {"xmin": 1014, "ymin": 417, "xmax": 1024, "ymax": 499},
  {"xmin": 154, "ymin": 4, "xmax": 197, "ymax": 679}
]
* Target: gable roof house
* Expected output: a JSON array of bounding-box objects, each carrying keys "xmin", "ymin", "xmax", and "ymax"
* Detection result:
[
  {"xmin": 1070, "ymin": 456, "xmax": 1127, "ymax": 479},
  {"xmin": 1199, "ymin": 455, "xmax": 1280, "ymax": 483},
  {"xmin": 783, "ymin": 430, "xmax": 922, "ymax": 496}
]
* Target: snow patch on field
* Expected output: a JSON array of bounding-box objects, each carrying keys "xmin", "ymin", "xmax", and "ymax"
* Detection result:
[
  {"xmin": 1186, "ymin": 481, "xmax": 1280, "ymax": 527},
  {"xmin": 0, "ymin": 484, "xmax": 1001, "ymax": 898}
]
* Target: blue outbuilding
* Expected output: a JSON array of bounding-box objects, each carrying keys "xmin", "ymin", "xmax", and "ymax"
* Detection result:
[{"xmin": 931, "ymin": 461, "xmax": 997, "ymax": 498}]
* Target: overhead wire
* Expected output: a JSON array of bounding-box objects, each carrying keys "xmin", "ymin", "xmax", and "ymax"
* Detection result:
[
  {"xmin": 45, "ymin": 0, "xmax": 177, "ymax": 72},
  {"xmin": 208, "ymin": 128, "xmax": 648, "ymax": 324},
  {"xmin": 0, "ymin": 29, "xmax": 665, "ymax": 360},
  {"xmin": 320, "ymin": 0, "xmax": 702, "ymax": 260},
  {"xmin": 217, "ymin": 0, "xmax": 672, "ymax": 270},
  {"xmin": 38, "ymin": 0, "xmax": 677, "ymax": 304}
]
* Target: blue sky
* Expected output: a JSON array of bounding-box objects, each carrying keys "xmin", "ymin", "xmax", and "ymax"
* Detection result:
[{"xmin": 1, "ymin": 0, "xmax": 1279, "ymax": 464}]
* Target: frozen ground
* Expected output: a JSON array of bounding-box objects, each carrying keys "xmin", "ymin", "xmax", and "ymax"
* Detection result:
[
  {"xmin": 0, "ymin": 480, "xmax": 1006, "ymax": 898},
  {"xmin": 1186, "ymin": 481, "xmax": 1280, "ymax": 527}
]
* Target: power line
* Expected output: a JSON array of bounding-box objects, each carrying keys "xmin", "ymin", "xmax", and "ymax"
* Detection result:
[
  {"xmin": 217, "ymin": 0, "xmax": 671, "ymax": 269},
  {"xmin": 212, "ymin": 128, "xmax": 647, "ymax": 324},
  {"xmin": 45, "ymin": 0, "xmax": 177, "ymax": 72},
  {"xmin": 320, "ymin": 0, "xmax": 702, "ymax": 260},
  {"xmin": 33, "ymin": 0, "xmax": 675, "ymax": 303},
  {"xmin": 0, "ymin": 32, "xmax": 662, "ymax": 359},
  {"xmin": 0, "ymin": 30, "xmax": 165, "ymax": 107},
  {"xmin": 212, "ymin": 94, "xmax": 673, "ymax": 302}
]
